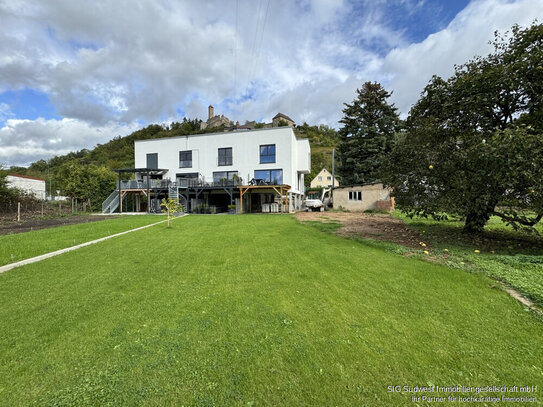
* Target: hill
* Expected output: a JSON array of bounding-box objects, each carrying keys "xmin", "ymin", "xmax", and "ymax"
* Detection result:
[{"xmin": 294, "ymin": 123, "xmax": 339, "ymax": 188}]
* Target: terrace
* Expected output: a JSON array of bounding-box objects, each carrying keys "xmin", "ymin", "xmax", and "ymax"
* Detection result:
[{"xmin": 102, "ymin": 168, "xmax": 293, "ymax": 214}]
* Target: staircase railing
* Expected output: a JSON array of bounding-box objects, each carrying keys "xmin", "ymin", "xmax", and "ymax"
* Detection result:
[{"xmin": 102, "ymin": 190, "xmax": 120, "ymax": 214}]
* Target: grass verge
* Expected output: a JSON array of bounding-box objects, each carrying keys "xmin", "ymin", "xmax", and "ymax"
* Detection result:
[
  {"xmin": 0, "ymin": 215, "xmax": 166, "ymax": 266},
  {"xmin": 391, "ymin": 212, "xmax": 543, "ymax": 308}
]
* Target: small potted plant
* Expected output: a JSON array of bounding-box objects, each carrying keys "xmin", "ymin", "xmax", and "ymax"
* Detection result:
[{"xmin": 227, "ymin": 204, "xmax": 236, "ymax": 214}]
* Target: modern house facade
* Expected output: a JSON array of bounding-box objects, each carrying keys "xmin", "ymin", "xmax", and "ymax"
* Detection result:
[
  {"xmin": 103, "ymin": 127, "xmax": 310, "ymax": 214},
  {"xmin": 310, "ymin": 168, "xmax": 339, "ymax": 188}
]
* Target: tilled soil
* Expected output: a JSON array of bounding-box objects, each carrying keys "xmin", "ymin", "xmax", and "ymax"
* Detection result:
[
  {"xmin": 295, "ymin": 211, "xmax": 427, "ymax": 249},
  {"xmin": 0, "ymin": 215, "xmax": 114, "ymax": 235}
]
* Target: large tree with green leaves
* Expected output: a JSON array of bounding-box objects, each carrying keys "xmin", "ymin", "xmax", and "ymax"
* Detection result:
[
  {"xmin": 383, "ymin": 23, "xmax": 543, "ymax": 233},
  {"xmin": 57, "ymin": 161, "xmax": 117, "ymax": 210},
  {"xmin": 337, "ymin": 82, "xmax": 400, "ymax": 185}
]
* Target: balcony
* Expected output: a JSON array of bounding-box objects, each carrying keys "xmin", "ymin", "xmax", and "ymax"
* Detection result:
[{"xmin": 118, "ymin": 177, "xmax": 245, "ymax": 190}]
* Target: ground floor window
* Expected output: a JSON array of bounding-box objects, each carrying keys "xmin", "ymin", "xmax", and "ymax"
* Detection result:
[
  {"xmin": 254, "ymin": 169, "xmax": 283, "ymax": 184},
  {"xmin": 213, "ymin": 171, "xmax": 238, "ymax": 183},
  {"xmin": 176, "ymin": 172, "xmax": 199, "ymax": 179},
  {"xmin": 349, "ymin": 191, "xmax": 362, "ymax": 201}
]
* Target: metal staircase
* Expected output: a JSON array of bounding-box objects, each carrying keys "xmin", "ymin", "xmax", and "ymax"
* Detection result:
[
  {"xmin": 168, "ymin": 185, "xmax": 179, "ymax": 202},
  {"xmin": 102, "ymin": 190, "xmax": 120, "ymax": 214}
]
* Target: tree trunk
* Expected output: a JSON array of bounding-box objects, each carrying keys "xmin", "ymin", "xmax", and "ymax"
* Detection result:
[
  {"xmin": 463, "ymin": 212, "xmax": 490, "ymax": 233},
  {"xmin": 463, "ymin": 199, "xmax": 497, "ymax": 233}
]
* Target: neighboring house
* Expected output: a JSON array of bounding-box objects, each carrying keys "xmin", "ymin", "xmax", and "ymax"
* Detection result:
[
  {"xmin": 333, "ymin": 183, "xmax": 394, "ymax": 212},
  {"xmin": 310, "ymin": 168, "xmax": 339, "ymax": 188},
  {"xmin": 272, "ymin": 113, "xmax": 295, "ymax": 127},
  {"xmin": 104, "ymin": 127, "xmax": 311, "ymax": 214},
  {"xmin": 6, "ymin": 174, "xmax": 46, "ymax": 200}
]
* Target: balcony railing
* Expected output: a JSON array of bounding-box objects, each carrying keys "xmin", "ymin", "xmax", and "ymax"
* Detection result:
[{"xmin": 118, "ymin": 177, "xmax": 246, "ymax": 190}]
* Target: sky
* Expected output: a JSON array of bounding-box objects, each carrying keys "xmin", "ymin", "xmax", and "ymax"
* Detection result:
[{"xmin": 1, "ymin": 0, "xmax": 542, "ymax": 167}]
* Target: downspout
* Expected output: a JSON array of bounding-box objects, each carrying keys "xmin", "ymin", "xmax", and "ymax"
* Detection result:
[{"xmin": 146, "ymin": 171, "xmax": 150, "ymax": 213}]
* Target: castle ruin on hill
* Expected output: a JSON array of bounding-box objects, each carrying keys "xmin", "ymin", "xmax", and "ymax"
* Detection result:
[{"xmin": 200, "ymin": 105, "xmax": 295, "ymax": 131}]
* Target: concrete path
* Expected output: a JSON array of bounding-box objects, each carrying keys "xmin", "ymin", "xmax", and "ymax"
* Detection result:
[{"xmin": 0, "ymin": 215, "xmax": 186, "ymax": 274}]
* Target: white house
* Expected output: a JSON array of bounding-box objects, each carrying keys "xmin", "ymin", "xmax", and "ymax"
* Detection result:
[
  {"xmin": 104, "ymin": 127, "xmax": 311, "ymax": 214},
  {"xmin": 6, "ymin": 174, "xmax": 46, "ymax": 200}
]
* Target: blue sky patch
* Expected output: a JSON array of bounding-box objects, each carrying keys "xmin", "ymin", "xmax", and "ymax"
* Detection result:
[{"xmin": 0, "ymin": 89, "xmax": 59, "ymax": 122}]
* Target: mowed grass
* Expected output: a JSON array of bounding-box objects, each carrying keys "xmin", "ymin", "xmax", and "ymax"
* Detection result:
[
  {"xmin": 0, "ymin": 215, "xmax": 166, "ymax": 266},
  {"xmin": 394, "ymin": 212, "xmax": 543, "ymax": 308},
  {"xmin": 0, "ymin": 215, "xmax": 542, "ymax": 406}
]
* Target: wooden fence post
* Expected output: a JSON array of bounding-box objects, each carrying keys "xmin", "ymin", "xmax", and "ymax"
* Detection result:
[{"xmin": 17, "ymin": 202, "xmax": 21, "ymax": 222}]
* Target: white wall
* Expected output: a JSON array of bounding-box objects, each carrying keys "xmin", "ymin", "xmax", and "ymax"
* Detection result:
[
  {"xmin": 6, "ymin": 175, "xmax": 46, "ymax": 199},
  {"xmin": 134, "ymin": 127, "xmax": 310, "ymax": 194}
]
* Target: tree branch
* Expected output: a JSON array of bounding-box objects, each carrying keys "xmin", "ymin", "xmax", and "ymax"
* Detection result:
[{"xmin": 493, "ymin": 210, "xmax": 543, "ymax": 226}]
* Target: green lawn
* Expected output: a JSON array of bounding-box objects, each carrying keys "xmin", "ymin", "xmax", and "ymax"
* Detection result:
[
  {"xmin": 0, "ymin": 215, "xmax": 166, "ymax": 266},
  {"xmin": 394, "ymin": 212, "xmax": 543, "ymax": 308},
  {"xmin": 0, "ymin": 215, "xmax": 541, "ymax": 406}
]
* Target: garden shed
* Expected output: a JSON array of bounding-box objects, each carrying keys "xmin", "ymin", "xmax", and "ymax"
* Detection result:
[{"xmin": 333, "ymin": 183, "xmax": 393, "ymax": 212}]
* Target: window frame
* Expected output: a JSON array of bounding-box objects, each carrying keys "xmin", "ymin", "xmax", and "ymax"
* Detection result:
[
  {"xmin": 259, "ymin": 144, "xmax": 276, "ymax": 164},
  {"xmin": 218, "ymin": 147, "xmax": 233, "ymax": 166},
  {"xmin": 213, "ymin": 171, "xmax": 238, "ymax": 183},
  {"xmin": 146, "ymin": 153, "xmax": 158, "ymax": 169},
  {"xmin": 179, "ymin": 150, "xmax": 192, "ymax": 168},
  {"xmin": 348, "ymin": 191, "xmax": 362, "ymax": 201},
  {"xmin": 254, "ymin": 169, "xmax": 283, "ymax": 185}
]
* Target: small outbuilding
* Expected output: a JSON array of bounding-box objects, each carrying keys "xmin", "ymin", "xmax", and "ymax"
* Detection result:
[
  {"xmin": 6, "ymin": 174, "xmax": 46, "ymax": 200},
  {"xmin": 333, "ymin": 183, "xmax": 393, "ymax": 212}
]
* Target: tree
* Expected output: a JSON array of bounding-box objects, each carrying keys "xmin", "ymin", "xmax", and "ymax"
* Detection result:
[
  {"xmin": 337, "ymin": 82, "xmax": 400, "ymax": 185},
  {"xmin": 0, "ymin": 166, "xmax": 17, "ymax": 204},
  {"xmin": 295, "ymin": 123, "xmax": 339, "ymax": 189},
  {"xmin": 161, "ymin": 198, "xmax": 183, "ymax": 227},
  {"xmin": 58, "ymin": 161, "xmax": 116, "ymax": 210},
  {"xmin": 382, "ymin": 23, "xmax": 543, "ymax": 233}
]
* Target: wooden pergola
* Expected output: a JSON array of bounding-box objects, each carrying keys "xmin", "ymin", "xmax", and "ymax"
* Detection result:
[{"xmin": 237, "ymin": 184, "xmax": 291, "ymax": 214}]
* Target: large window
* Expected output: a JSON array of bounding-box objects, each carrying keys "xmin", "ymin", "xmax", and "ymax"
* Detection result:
[
  {"xmin": 254, "ymin": 169, "xmax": 283, "ymax": 185},
  {"xmin": 213, "ymin": 171, "xmax": 238, "ymax": 183},
  {"xmin": 260, "ymin": 144, "xmax": 276, "ymax": 163},
  {"xmin": 179, "ymin": 150, "xmax": 192, "ymax": 168},
  {"xmin": 176, "ymin": 172, "xmax": 199, "ymax": 187},
  {"xmin": 218, "ymin": 147, "xmax": 232, "ymax": 166},
  {"xmin": 349, "ymin": 191, "xmax": 362, "ymax": 201},
  {"xmin": 146, "ymin": 153, "xmax": 158, "ymax": 169}
]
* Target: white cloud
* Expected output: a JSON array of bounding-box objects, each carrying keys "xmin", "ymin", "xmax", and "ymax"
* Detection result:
[
  {"xmin": 0, "ymin": 0, "xmax": 542, "ymax": 166},
  {"xmin": 0, "ymin": 118, "xmax": 139, "ymax": 166},
  {"xmin": 383, "ymin": 0, "xmax": 543, "ymax": 114},
  {"xmin": 0, "ymin": 103, "xmax": 14, "ymax": 122}
]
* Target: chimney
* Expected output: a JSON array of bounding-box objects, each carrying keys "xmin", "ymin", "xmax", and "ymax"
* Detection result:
[{"xmin": 208, "ymin": 105, "xmax": 214, "ymax": 120}]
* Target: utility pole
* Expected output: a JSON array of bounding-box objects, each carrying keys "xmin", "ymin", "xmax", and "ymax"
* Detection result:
[
  {"xmin": 331, "ymin": 148, "xmax": 336, "ymax": 201},
  {"xmin": 47, "ymin": 162, "xmax": 52, "ymax": 200}
]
